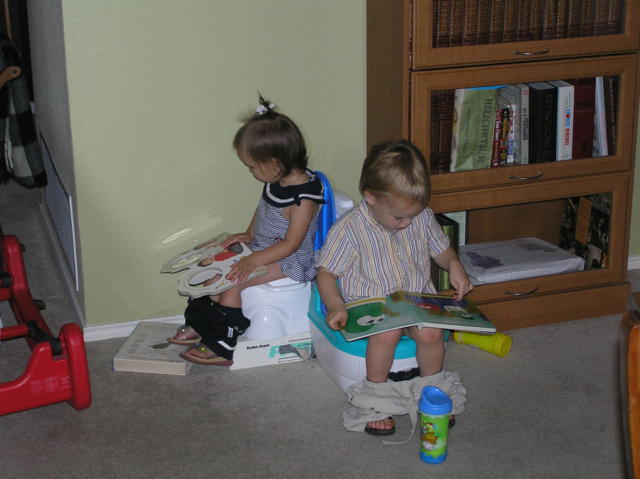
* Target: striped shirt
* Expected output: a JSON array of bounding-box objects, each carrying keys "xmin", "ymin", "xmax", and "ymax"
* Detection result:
[
  {"xmin": 248, "ymin": 170, "xmax": 323, "ymax": 283},
  {"xmin": 317, "ymin": 201, "xmax": 449, "ymax": 302}
]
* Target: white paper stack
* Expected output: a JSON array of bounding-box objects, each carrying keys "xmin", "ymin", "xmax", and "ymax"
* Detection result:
[{"xmin": 460, "ymin": 237, "xmax": 585, "ymax": 285}]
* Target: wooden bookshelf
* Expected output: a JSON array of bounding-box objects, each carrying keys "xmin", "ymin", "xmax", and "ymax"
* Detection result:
[{"xmin": 367, "ymin": 0, "xmax": 640, "ymax": 330}]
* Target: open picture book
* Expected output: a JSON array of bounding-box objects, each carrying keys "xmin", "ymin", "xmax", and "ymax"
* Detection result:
[
  {"xmin": 161, "ymin": 232, "xmax": 267, "ymax": 298},
  {"xmin": 340, "ymin": 291, "xmax": 496, "ymax": 342}
]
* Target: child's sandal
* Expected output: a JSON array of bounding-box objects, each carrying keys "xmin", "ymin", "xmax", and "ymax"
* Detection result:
[
  {"xmin": 364, "ymin": 417, "xmax": 396, "ymax": 436},
  {"xmin": 179, "ymin": 343, "xmax": 233, "ymax": 367},
  {"xmin": 167, "ymin": 325, "xmax": 201, "ymax": 345}
]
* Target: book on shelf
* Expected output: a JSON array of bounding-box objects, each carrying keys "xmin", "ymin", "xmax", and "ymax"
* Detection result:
[
  {"xmin": 430, "ymin": 90, "xmax": 455, "ymax": 174},
  {"xmin": 529, "ymin": 0, "xmax": 545, "ymax": 41},
  {"xmin": 593, "ymin": 76, "xmax": 609, "ymax": 157},
  {"xmin": 559, "ymin": 193, "xmax": 611, "ymax": 270},
  {"xmin": 498, "ymin": 107, "xmax": 512, "ymax": 165},
  {"xmin": 566, "ymin": 78, "xmax": 595, "ymax": 159},
  {"xmin": 528, "ymin": 82, "xmax": 557, "ymax": 163},
  {"xmin": 459, "ymin": 237, "xmax": 585, "ymax": 285},
  {"xmin": 430, "ymin": 91, "xmax": 442, "ymax": 173},
  {"xmin": 515, "ymin": 0, "xmax": 532, "ymax": 42},
  {"xmin": 490, "ymin": 108, "xmax": 502, "ymax": 167},
  {"xmin": 579, "ymin": 0, "xmax": 596, "ymax": 37},
  {"xmin": 606, "ymin": 0, "xmax": 623, "ymax": 35},
  {"xmin": 476, "ymin": 0, "xmax": 492, "ymax": 44},
  {"xmin": 434, "ymin": 0, "xmax": 452, "ymax": 48},
  {"xmin": 497, "ymin": 84, "xmax": 530, "ymax": 165},
  {"xmin": 430, "ymin": 213, "xmax": 460, "ymax": 292},
  {"xmin": 450, "ymin": 86, "xmax": 498, "ymax": 172},
  {"xmin": 548, "ymin": 80, "xmax": 574, "ymax": 162},
  {"xmin": 566, "ymin": 0, "xmax": 583, "ymax": 37},
  {"xmin": 449, "ymin": 0, "xmax": 466, "ymax": 47},
  {"xmin": 592, "ymin": 0, "xmax": 611, "ymax": 36},
  {"xmin": 555, "ymin": 0, "xmax": 569, "ymax": 38},
  {"xmin": 161, "ymin": 232, "xmax": 267, "ymax": 298},
  {"xmin": 488, "ymin": 0, "xmax": 505, "ymax": 44},
  {"xmin": 462, "ymin": 0, "xmax": 480, "ymax": 46},
  {"xmin": 542, "ymin": 0, "xmax": 558, "ymax": 40},
  {"xmin": 340, "ymin": 292, "xmax": 496, "ymax": 342},
  {"xmin": 603, "ymin": 75, "xmax": 618, "ymax": 155},
  {"xmin": 502, "ymin": 0, "xmax": 517, "ymax": 43},
  {"xmin": 443, "ymin": 211, "xmax": 467, "ymax": 247},
  {"xmin": 112, "ymin": 322, "xmax": 193, "ymax": 375}
]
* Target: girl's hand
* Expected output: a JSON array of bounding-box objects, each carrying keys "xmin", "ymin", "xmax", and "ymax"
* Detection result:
[
  {"xmin": 221, "ymin": 232, "xmax": 252, "ymax": 249},
  {"xmin": 326, "ymin": 306, "xmax": 348, "ymax": 331},
  {"xmin": 226, "ymin": 254, "xmax": 261, "ymax": 283},
  {"xmin": 448, "ymin": 260, "xmax": 473, "ymax": 301}
]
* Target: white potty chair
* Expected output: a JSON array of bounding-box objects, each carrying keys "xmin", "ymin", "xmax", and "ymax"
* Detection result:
[{"xmin": 240, "ymin": 278, "xmax": 311, "ymax": 340}]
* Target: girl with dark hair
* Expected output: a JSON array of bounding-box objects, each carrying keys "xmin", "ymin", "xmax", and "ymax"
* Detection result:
[{"xmin": 171, "ymin": 96, "xmax": 325, "ymax": 367}]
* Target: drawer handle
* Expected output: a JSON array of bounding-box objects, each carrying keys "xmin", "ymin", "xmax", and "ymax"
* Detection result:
[
  {"xmin": 508, "ymin": 170, "xmax": 544, "ymax": 181},
  {"xmin": 513, "ymin": 48, "xmax": 550, "ymax": 56},
  {"xmin": 505, "ymin": 286, "xmax": 538, "ymax": 297}
]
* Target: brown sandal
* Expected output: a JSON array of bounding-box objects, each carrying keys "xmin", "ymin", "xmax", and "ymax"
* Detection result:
[
  {"xmin": 179, "ymin": 343, "xmax": 233, "ymax": 366},
  {"xmin": 167, "ymin": 325, "xmax": 201, "ymax": 345}
]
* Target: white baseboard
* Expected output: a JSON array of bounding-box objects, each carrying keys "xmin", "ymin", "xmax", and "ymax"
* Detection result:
[
  {"xmin": 83, "ymin": 315, "xmax": 183, "ymax": 342},
  {"xmin": 629, "ymin": 255, "xmax": 640, "ymax": 271}
]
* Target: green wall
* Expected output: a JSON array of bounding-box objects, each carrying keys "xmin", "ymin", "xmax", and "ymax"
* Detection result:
[
  {"xmin": 62, "ymin": 1, "xmax": 366, "ymax": 325},
  {"xmin": 61, "ymin": 1, "xmax": 640, "ymax": 326}
]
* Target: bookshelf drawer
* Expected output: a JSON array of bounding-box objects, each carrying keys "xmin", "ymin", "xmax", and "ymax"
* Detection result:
[
  {"xmin": 412, "ymin": 0, "xmax": 640, "ymax": 69},
  {"xmin": 430, "ymin": 172, "xmax": 631, "ymax": 301},
  {"xmin": 411, "ymin": 54, "xmax": 638, "ymax": 192},
  {"xmin": 475, "ymin": 282, "xmax": 630, "ymax": 330}
]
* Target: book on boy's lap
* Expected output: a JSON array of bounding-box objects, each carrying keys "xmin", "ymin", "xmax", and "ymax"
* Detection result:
[
  {"xmin": 340, "ymin": 292, "xmax": 496, "ymax": 342},
  {"xmin": 113, "ymin": 322, "xmax": 192, "ymax": 375},
  {"xmin": 161, "ymin": 232, "xmax": 267, "ymax": 298}
]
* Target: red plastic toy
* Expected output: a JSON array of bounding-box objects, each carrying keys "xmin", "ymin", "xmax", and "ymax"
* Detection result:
[{"xmin": 0, "ymin": 233, "xmax": 91, "ymax": 415}]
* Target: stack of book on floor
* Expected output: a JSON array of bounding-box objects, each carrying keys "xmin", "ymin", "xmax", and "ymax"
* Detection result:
[{"xmin": 113, "ymin": 322, "xmax": 192, "ymax": 376}]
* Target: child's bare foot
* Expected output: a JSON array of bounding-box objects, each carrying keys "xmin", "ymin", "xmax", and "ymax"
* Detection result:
[
  {"xmin": 364, "ymin": 417, "xmax": 395, "ymax": 436},
  {"xmin": 179, "ymin": 343, "xmax": 233, "ymax": 366},
  {"xmin": 167, "ymin": 325, "xmax": 201, "ymax": 345}
]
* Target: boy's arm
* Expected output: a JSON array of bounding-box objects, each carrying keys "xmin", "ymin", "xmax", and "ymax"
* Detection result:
[
  {"xmin": 317, "ymin": 267, "xmax": 348, "ymax": 330},
  {"xmin": 433, "ymin": 246, "xmax": 473, "ymax": 301}
]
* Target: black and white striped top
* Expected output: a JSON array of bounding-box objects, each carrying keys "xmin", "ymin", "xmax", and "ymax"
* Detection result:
[{"xmin": 248, "ymin": 170, "xmax": 325, "ymax": 282}]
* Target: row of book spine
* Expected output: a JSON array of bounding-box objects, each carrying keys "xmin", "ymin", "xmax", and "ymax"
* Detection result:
[
  {"xmin": 430, "ymin": 75, "xmax": 618, "ymax": 174},
  {"xmin": 432, "ymin": 0, "xmax": 624, "ymax": 48}
]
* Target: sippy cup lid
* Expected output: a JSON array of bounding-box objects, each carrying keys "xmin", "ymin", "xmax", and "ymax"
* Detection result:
[{"xmin": 419, "ymin": 385, "xmax": 452, "ymax": 415}]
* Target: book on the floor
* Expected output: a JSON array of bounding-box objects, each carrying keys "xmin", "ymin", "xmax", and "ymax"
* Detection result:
[
  {"xmin": 339, "ymin": 292, "xmax": 496, "ymax": 342},
  {"xmin": 161, "ymin": 232, "xmax": 267, "ymax": 298},
  {"xmin": 112, "ymin": 322, "xmax": 192, "ymax": 376}
]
